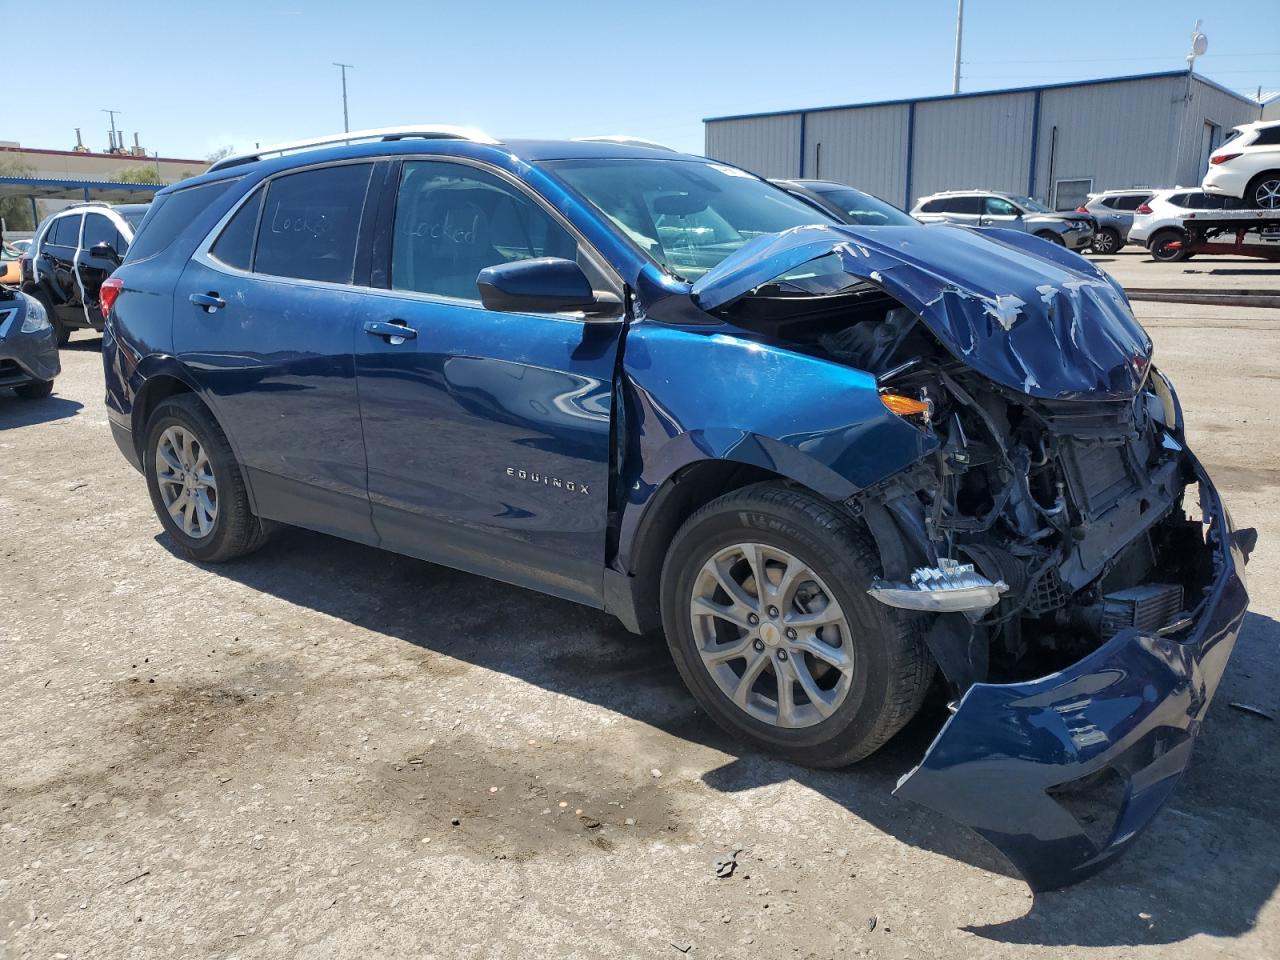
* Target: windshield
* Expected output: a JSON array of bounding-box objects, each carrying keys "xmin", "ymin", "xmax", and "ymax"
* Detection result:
[
  {"xmin": 811, "ymin": 187, "xmax": 916, "ymax": 226},
  {"xmin": 542, "ymin": 158, "xmax": 836, "ymax": 281},
  {"xmin": 1008, "ymin": 195, "xmax": 1052, "ymax": 213}
]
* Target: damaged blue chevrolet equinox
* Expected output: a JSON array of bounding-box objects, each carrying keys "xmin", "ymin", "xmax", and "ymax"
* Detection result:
[{"xmin": 103, "ymin": 127, "xmax": 1253, "ymax": 890}]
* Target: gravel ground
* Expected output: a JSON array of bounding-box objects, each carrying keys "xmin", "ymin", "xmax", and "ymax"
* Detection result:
[{"xmin": 3, "ymin": 277, "xmax": 1279, "ymax": 959}]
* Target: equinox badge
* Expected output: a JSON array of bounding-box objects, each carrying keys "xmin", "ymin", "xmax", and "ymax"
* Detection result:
[{"xmin": 505, "ymin": 467, "xmax": 590, "ymax": 495}]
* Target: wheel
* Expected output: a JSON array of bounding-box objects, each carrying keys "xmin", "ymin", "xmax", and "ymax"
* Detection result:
[
  {"xmin": 1245, "ymin": 172, "xmax": 1280, "ymax": 210},
  {"xmin": 1090, "ymin": 228, "xmax": 1121, "ymax": 254},
  {"xmin": 660, "ymin": 483, "xmax": 933, "ymax": 768},
  {"xmin": 14, "ymin": 379, "xmax": 53, "ymax": 399},
  {"xmin": 1149, "ymin": 229, "xmax": 1191, "ymax": 262},
  {"xmin": 143, "ymin": 394, "xmax": 269, "ymax": 563},
  {"xmin": 1034, "ymin": 230, "xmax": 1065, "ymax": 246}
]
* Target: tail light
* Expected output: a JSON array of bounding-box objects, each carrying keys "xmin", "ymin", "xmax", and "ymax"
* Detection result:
[
  {"xmin": 99, "ymin": 276, "xmax": 124, "ymax": 315},
  {"xmin": 1210, "ymin": 152, "xmax": 1241, "ymax": 165},
  {"xmin": 1136, "ymin": 202, "xmax": 1153, "ymax": 215},
  {"xmin": 1075, "ymin": 205, "xmax": 1089, "ymax": 213}
]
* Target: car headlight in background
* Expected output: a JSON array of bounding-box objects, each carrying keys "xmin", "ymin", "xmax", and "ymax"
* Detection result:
[{"xmin": 19, "ymin": 292, "xmax": 51, "ymax": 334}]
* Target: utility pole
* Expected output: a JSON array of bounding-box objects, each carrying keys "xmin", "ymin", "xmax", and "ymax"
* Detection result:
[
  {"xmin": 333, "ymin": 62, "xmax": 354, "ymax": 133},
  {"xmin": 102, "ymin": 109, "xmax": 122, "ymax": 152},
  {"xmin": 952, "ymin": 0, "xmax": 964, "ymax": 95}
]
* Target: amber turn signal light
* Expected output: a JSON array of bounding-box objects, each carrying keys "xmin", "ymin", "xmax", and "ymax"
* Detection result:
[{"xmin": 880, "ymin": 393, "xmax": 930, "ymax": 418}]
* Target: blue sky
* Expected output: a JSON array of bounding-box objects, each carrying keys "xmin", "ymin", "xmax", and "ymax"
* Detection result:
[{"xmin": 6, "ymin": 0, "xmax": 1277, "ymax": 160}]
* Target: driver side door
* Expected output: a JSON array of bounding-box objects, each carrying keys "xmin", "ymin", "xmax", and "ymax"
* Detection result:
[{"xmin": 980, "ymin": 196, "xmax": 1025, "ymax": 230}]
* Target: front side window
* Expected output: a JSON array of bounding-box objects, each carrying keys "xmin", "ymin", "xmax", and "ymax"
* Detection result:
[
  {"xmin": 82, "ymin": 213, "xmax": 118, "ymax": 252},
  {"xmin": 1008, "ymin": 195, "xmax": 1051, "ymax": 213},
  {"xmin": 542, "ymin": 158, "xmax": 834, "ymax": 281},
  {"xmin": 984, "ymin": 197, "xmax": 1019, "ymax": 216},
  {"xmin": 391, "ymin": 160, "xmax": 577, "ymax": 299},
  {"xmin": 254, "ymin": 164, "xmax": 373, "ymax": 284}
]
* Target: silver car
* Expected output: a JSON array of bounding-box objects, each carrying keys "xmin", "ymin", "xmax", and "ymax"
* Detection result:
[
  {"xmin": 1080, "ymin": 190, "xmax": 1153, "ymax": 253},
  {"xmin": 911, "ymin": 190, "xmax": 1094, "ymax": 251}
]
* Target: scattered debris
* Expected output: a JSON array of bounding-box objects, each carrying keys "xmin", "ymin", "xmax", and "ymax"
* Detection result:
[
  {"xmin": 624, "ymin": 818, "xmax": 637, "ymax": 827},
  {"xmin": 866, "ymin": 915, "xmax": 878, "ymax": 933},
  {"xmin": 650, "ymin": 768, "xmax": 663, "ymax": 778},
  {"xmin": 714, "ymin": 849, "xmax": 742, "ymax": 879},
  {"xmin": 121, "ymin": 869, "xmax": 150, "ymax": 886},
  {"xmin": 1229, "ymin": 702, "xmax": 1275, "ymax": 721},
  {"xmin": 450, "ymin": 817, "xmax": 461, "ymax": 826},
  {"xmin": 669, "ymin": 942, "xmax": 691, "ymax": 954},
  {"xmin": 579, "ymin": 815, "xmax": 602, "ymax": 830}
]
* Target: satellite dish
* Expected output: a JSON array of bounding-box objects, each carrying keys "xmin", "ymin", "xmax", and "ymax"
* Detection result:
[{"xmin": 1192, "ymin": 32, "xmax": 1208, "ymax": 57}]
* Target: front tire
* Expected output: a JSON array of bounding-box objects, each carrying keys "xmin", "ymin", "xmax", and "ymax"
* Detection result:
[
  {"xmin": 1091, "ymin": 228, "xmax": 1121, "ymax": 254},
  {"xmin": 144, "ymin": 394, "xmax": 269, "ymax": 563},
  {"xmin": 14, "ymin": 379, "xmax": 53, "ymax": 399},
  {"xmin": 661, "ymin": 483, "xmax": 933, "ymax": 767}
]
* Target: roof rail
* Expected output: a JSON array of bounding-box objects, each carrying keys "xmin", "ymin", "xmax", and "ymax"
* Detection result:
[
  {"xmin": 572, "ymin": 135, "xmax": 677, "ymax": 152},
  {"xmin": 207, "ymin": 125, "xmax": 501, "ymax": 172}
]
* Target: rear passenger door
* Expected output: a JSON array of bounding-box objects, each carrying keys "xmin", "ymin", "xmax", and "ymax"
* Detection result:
[
  {"xmin": 353, "ymin": 157, "xmax": 625, "ymax": 605},
  {"xmin": 174, "ymin": 161, "xmax": 385, "ymax": 544},
  {"xmin": 41, "ymin": 214, "xmax": 84, "ymax": 324}
]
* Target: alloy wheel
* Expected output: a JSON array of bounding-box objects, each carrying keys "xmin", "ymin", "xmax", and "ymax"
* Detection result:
[
  {"xmin": 155, "ymin": 425, "xmax": 218, "ymax": 539},
  {"xmin": 1254, "ymin": 178, "xmax": 1280, "ymax": 210},
  {"xmin": 689, "ymin": 542, "xmax": 856, "ymax": 729}
]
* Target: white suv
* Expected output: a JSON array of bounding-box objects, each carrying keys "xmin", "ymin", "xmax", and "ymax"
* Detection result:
[
  {"xmin": 1202, "ymin": 120, "xmax": 1280, "ymax": 209},
  {"xmin": 1127, "ymin": 188, "xmax": 1265, "ymax": 262}
]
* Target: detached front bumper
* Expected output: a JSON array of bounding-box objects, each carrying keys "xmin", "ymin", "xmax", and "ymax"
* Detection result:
[{"xmin": 894, "ymin": 454, "xmax": 1249, "ymax": 891}]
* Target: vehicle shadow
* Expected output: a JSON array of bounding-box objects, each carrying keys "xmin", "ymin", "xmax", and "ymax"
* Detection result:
[
  {"xmin": 165, "ymin": 525, "xmax": 1280, "ymax": 948},
  {"xmin": 64, "ymin": 334, "xmax": 104, "ymax": 351},
  {"xmin": 0, "ymin": 392, "xmax": 83, "ymax": 428}
]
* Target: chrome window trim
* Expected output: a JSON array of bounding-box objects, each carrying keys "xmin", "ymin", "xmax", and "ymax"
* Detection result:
[{"xmin": 191, "ymin": 152, "xmax": 624, "ymax": 321}]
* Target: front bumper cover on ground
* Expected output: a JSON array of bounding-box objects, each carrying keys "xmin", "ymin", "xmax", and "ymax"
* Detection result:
[{"xmin": 894, "ymin": 454, "xmax": 1249, "ymax": 890}]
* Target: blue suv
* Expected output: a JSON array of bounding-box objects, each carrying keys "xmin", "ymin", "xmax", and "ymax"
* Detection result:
[{"xmin": 103, "ymin": 127, "xmax": 1251, "ymax": 890}]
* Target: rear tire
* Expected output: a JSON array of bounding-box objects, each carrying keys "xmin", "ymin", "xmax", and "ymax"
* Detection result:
[
  {"xmin": 1035, "ymin": 230, "xmax": 1065, "ymax": 246},
  {"xmin": 14, "ymin": 379, "xmax": 53, "ymax": 399},
  {"xmin": 660, "ymin": 482, "xmax": 933, "ymax": 768},
  {"xmin": 1149, "ymin": 229, "xmax": 1191, "ymax": 262},
  {"xmin": 144, "ymin": 394, "xmax": 269, "ymax": 563},
  {"xmin": 1245, "ymin": 172, "xmax": 1280, "ymax": 210},
  {"xmin": 1090, "ymin": 227, "xmax": 1121, "ymax": 254}
]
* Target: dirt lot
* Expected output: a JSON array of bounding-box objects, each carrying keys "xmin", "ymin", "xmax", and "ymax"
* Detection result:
[{"xmin": 3, "ymin": 265, "xmax": 1279, "ymax": 958}]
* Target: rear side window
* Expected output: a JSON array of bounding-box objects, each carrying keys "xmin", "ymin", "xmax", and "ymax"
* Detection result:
[
  {"xmin": 125, "ymin": 179, "xmax": 237, "ymax": 264},
  {"xmin": 1112, "ymin": 194, "xmax": 1149, "ymax": 211},
  {"xmin": 1252, "ymin": 127, "xmax": 1280, "ymax": 146},
  {"xmin": 919, "ymin": 198, "xmax": 945, "ymax": 213},
  {"xmin": 210, "ymin": 188, "xmax": 264, "ymax": 271},
  {"xmin": 253, "ymin": 164, "xmax": 373, "ymax": 284},
  {"xmin": 49, "ymin": 215, "xmax": 81, "ymax": 246}
]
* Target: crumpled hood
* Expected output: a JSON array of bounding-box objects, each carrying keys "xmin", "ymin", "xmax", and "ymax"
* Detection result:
[{"xmin": 691, "ymin": 224, "xmax": 1152, "ymax": 401}]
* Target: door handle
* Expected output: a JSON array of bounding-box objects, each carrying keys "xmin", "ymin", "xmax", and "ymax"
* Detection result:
[
  {"xmin": 364, "ymin": 320, "xmax": 417, "ymax": 341},
  {"xmin": 189, "ymin": 292, "xmax": 226, "ymax": 312}
]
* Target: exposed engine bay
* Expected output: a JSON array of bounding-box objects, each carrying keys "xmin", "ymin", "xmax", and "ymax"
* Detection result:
[{"xmin": 722, "ymin": 266, "xmax": 1222, "ymax": 693}]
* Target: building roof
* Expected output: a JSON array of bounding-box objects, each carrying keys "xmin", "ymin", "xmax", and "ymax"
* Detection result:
[
  {"xmin": 704, "ymin": 70, "xmax": 1259, "ymax": 123},
  {"xmin": 0, "ymin": 145, "xmax": 205, "ymax": 165},
  {"xmin": 0, "ymin": 175, "xmax": 167, "ymax": 203}
]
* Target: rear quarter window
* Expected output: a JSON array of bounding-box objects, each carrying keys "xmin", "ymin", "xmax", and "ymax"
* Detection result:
[{"xmin": 124, "ymin": 179, "xmax": 239, "ymax": 264}]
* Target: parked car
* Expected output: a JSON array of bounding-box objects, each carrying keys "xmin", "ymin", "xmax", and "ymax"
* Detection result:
[
  {"xmin": 9, "ymin": 238, "xmax": 32, "ymax": 255},
  {"xmin": 910, "ymin": 190, "xmax": 1094, "ymax": 250},
  {"xmin": 1202, "ymin": 119, "xmax": 1280, "ymax": 209},
  {"xmin": 0, "ymin": 286, "xmax": 60, "ymax": 398},
  {"xmin": 771, "ymin": 179, "xmax": 917, "ymax": 226},
  {"xmin": 1128, "ymin": 188, "xmax": 1245, "ymax": 261},
  {"xmin": 1, "ymin": 241, "xmax": 22, "ymax": 285},
  {"xmin": 1078, "ymin": 189, "xmax": 1153, "ymax": 253},
  {"xmin": 102, "ymin": 127, "xmax": 1250, "ymax": 890},
  {"xmin": 22, "ymin": 202, "xmax": 149, "ymax": 345}
]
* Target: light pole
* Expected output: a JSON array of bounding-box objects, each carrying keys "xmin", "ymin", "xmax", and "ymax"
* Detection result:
[
  {"xmin": 333, "ymin": 62, "xmax": 354, "ymax": 133},
  {"xmin": 952, "ymin": 0, "xmax": 964, "ymax": 95}
]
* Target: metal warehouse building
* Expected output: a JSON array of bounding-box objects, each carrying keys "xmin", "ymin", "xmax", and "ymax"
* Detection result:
[{"xmin": 704, "ymin": 71, "xmax": 1262, "ymax": 211}]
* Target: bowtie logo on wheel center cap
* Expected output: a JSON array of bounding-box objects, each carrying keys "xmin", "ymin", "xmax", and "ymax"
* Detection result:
[{"xmin": 760, "ymin": 622, "xmax": 781, "ymax": 647}]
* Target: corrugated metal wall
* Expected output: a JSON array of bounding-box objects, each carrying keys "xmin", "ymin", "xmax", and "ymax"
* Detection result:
[
  {"xmin": 703, "ymin": 114, "xmax": 801, "ymax": 180},
  {"xmin": 803, "ymin": 104, "xmax": 910, "ymax": 205},
  {"xmin": 910, "ymin": 92, "xmax": 1036, "ymax": 204},
  {"xmin": 704, "ymin": 74, "xmax": 1262, "ymax": 210}
]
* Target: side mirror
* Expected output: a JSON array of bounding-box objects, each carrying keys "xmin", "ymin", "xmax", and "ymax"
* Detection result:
[
  {"xmin": 477, "ymin": 258, "xmax": 620, "ymax": 318},
  {"xmin": 89, "ymin": 241, "xmax": 121, "ymax": 264}
]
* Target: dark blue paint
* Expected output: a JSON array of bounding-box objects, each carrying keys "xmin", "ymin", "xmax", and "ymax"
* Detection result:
[
  {"xmin": 896, "ymin": 455, "xmax": 1249, "ymax": 891},
  {"xmin": 101, "ymin": 135, "xmax": 1249, "ymax": 890}
]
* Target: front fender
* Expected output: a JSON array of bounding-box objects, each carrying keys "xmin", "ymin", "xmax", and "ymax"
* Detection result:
[{"xmin": 614, "ymin": 318, "xmax": 936, "ymax": 572}]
